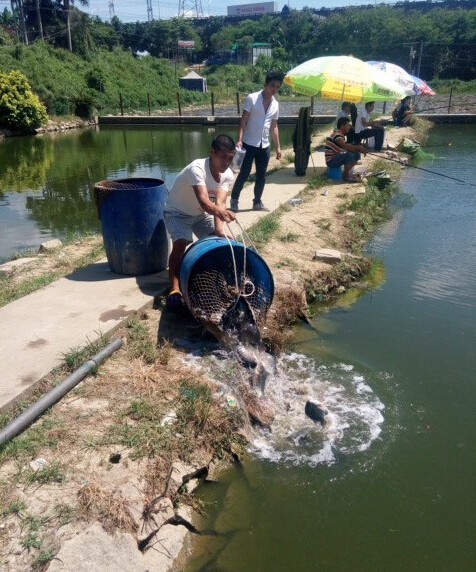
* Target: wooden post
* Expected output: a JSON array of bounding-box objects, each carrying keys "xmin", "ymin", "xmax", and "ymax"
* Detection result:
[
  {"xmin": 310, "ymin": 96, "xmax": 314, "ymax": 115},
  {"xmin": 119, "ymin": 92, "xmax": 124, "ymax": 116},
  {"xmin": 147, "ymin": 94, "xmax": 151, "ymax": 116},
  {"xmin": 447, "ymin": 88, "xmax": 453, "ymax": 114},
  {"xmin": 383, "ymin": 101, "xmax": 387, "ymax": 115},
  {"xmin": 177, "ymin": 93, "xmax": 182, "ymax": 116},
  {"xmin": 236, "ymin": 92, "xmax": 240, "ymax": 115},
  {"xmin": 211, "ymin": 92, "xmax": 215, "ymax": 116}
]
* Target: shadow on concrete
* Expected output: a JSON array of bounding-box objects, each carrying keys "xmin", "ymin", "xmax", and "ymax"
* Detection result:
[{"xmin": 66, "ymin": 260, "xmax": 169, "ymax": 299}]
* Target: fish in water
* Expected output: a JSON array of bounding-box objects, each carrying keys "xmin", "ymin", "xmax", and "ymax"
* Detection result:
[{"xmin": 304, "ymin": 400, "xmax": 328, "ymax": 426}]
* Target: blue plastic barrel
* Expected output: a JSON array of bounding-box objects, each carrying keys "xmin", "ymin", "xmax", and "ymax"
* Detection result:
[
  {"xmin": 179, "ymin": 237, "xmax": 274, "ymax": 325},
  {"xmin": 327, "ymin": 166, "xmax": 343, "ymax": 181},
  {"xmin": 94, "ymin": 178, "xmax": 169, "ymax": 276}
]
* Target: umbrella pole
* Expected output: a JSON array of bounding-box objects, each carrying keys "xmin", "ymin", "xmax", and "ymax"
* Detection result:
[{"xmin": 310, "ymin": 151, "xmax": 316, "ymax": 173}]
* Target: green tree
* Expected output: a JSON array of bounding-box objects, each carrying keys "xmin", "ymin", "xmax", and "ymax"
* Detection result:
[{"xmin": 0, "ymin": 69, "xmax": 48, "ymax": 129}]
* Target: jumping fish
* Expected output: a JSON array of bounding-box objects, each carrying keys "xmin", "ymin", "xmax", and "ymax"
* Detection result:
[{"xmin": 304, "ymin": 400, "xmax": 328, "ymax": 426}]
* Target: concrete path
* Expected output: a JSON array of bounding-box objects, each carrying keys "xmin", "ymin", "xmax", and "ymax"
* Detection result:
[{"xmin": 0, "ymin": 152, "xmax": 327, "ymax": 413}]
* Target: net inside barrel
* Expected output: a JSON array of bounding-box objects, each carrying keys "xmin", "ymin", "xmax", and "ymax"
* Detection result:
[{"xmin": 185, "ymin": 244, "xmax": 274, "ymax": 328}]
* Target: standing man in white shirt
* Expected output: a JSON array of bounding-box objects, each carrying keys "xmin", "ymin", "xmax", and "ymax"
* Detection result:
[
  {"xmin": 230, "ymin": 71, "xmax": 284, "ymax": 212},
  {"xmin": 163, "ymin": 134, "xmax": 236, "ymax": 310}
]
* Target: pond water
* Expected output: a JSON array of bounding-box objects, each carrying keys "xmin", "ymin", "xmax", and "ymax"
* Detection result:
[
  {"xmin": 0, "ymin": 125, "xmax": 295, "ymax": 262},
  {"xmin": 184, "ymin": 124, "xmax": 476, "ymax": 571}
]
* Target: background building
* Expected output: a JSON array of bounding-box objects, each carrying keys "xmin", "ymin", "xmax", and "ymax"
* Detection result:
[{"xmin": 227, "ymin": 2, "xmax": 279, "ymax": 17}]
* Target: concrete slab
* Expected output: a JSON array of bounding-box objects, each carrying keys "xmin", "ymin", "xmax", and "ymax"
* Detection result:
[{"xmin": 0, "ymin": 151, "xmax": 327, "ymax": 413}]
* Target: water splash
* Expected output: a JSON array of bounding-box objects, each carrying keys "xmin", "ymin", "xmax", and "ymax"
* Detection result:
[
  {"xmin": 182, "ymin": 347, "xmax": 385, "ymax": 468},
  {"xmin": 251, "ymin": 354, "xmax": 385, "ymax": 467}
]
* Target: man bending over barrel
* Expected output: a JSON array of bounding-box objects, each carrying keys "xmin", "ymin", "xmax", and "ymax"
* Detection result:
[{"xmin": 164, "ymin": 134, "xmax": 236, "ymax": 310}]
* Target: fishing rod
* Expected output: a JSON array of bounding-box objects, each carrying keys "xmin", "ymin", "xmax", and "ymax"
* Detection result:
[{"xmin": 366, "ymin": 151, "xmax": 476, "ymax": 188}]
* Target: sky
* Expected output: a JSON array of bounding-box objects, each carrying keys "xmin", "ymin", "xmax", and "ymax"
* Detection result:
[{"xmin": 85, "ymin": 1, "xmax": 402, "ymax": 23}]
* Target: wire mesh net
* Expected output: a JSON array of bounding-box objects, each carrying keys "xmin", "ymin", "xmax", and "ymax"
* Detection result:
[{"xmin": 184, "ymin": 244, "xmax": 273, "ymax": 331}]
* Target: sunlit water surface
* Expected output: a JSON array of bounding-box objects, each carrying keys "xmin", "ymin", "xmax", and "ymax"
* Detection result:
[
  {"xmin": 182, "ymin": 124, "xmax": 476, "ymax": 572},
  {"xmin": 0, "ymin": 125, "xmax": 295, "ymax": 261}
]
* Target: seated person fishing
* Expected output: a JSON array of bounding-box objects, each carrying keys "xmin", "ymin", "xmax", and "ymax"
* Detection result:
[
  {"xmin": 325, "ymin": 117, "xmax": 366, "ymax": 183},
  {"xmin": 393, "ymin": 96, "xmax": 415, "ymax": 126},
  {"xmin": 163, "ymin": 134, "xmax": 236, "ymax": 310},
  {"xmin": 354, "ymin": 101, "xmax": 385, "ymax": 151},
  {"xmin": 336, "ymin": 101, "xmax": 357, "ymax": 143}
]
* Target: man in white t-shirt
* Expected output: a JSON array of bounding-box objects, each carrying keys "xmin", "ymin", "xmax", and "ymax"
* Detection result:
[
  {"xmin": 354, "ymin": 101, "xmax": 385, "ymax": 151},
  {"xmin": 230, "ymin": 70, "xmax": 285, "ymax": 213},
  {"xmin": 163, "ymin": 134, "xmax": 236, "ymax": 310}
]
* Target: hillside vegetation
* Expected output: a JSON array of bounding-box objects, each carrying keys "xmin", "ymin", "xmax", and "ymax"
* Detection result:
[{"xmin": 0, "ymin": 2, "xmax": 474, "ymax": 122}]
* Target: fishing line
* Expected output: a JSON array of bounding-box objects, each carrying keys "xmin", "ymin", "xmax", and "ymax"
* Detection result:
[{"xmin": 367, "ymin": 152, "xmax": 476, "ymax": 188}]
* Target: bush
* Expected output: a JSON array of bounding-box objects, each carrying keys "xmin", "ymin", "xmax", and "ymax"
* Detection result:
[{"xmin": 0, "ymin": 70, "xmax": 48, "ymax": 130}]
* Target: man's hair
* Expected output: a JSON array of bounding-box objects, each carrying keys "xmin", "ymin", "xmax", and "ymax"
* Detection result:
[
  {"xmin": 211, "ymin": 134, "xmax": 235, "ymax": 152},
  {"xmin": 365, "ymin": 101, "xmax": 375, "ymax": 110},
  {"xmin": 265, "ymin": 70, "xmax": 285, "ymax": 85},
  {"xmin": 341, "ymin": 101, "xmax": 351, "ymax": 110},
  {"xmin": 337, "ymin": 117, "xmax": 351, "ymax": 129}
]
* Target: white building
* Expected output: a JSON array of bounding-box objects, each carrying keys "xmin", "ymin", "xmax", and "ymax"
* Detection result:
[{"xmin": 227, "ymin": 2, "xmax": 279, "ymax": 17}]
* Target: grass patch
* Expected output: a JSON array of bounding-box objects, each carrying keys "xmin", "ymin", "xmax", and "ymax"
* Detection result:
[
  {"xmin": 278, "ymin": 231, "xmax": 300, "ymax": 243},
  {"xmin": 0, "ymin": 273, "xmax": 60, "ymax": 308},
  {"xmin": 0, "ymin": 236, "xmax": 105, "ymax": 308},
  {"xmin": 0, "ymin": 414, "xmax": 70, "ymax": 464},
  {"xmin": 306, "ymin": 258, "xmax": 373, "ymax": 303},
  {"xmin": 63, "ymin": 332, "xmax": 110, "ymax": 372},
  {"xmin": 314, "ymin": 218, "xmax": 332, "ymax": 231},
  {"xmin": 126, "ymin": 314, "xmax": 157, "ymax": 364},
  {"xmin": 338, "ymin": 180, "xmax": 398, "ymax": 252},
  {"xmin": 275, "ymin": 258, "xmax": 300, "ymax": 270},
  {"xmin": 24, "ymin": 462, "xmax": 66, "ymax": 486},
  {"xmin": 244, "ymin": 210, "xmax": 281, "ymax": 250},
  {"xmin": 2, "ymin": 498, "xmax": 26, "ymax": 517},
  {"xmin": 32, "ymin": 549, "xmax": 56, "ymax": 571},
  {"xmin": 77, "ymin": 482, "xmax": 137, "ymax": 534}
]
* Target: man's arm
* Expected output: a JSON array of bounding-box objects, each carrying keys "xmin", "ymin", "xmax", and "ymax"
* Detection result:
[
  {"xmin": 192, "ymin": 185, "xmax": 235, "ymax": 225},
  {"xmin": 361, "ymin": 114, "xmax": 383, "ymax": 129},
  {"xmin": 335, "ymin": 135, "xmax": 366, "ymax": 155},
  {"xmin": 213, "ymin": 189, "xmax": 231, "ymax": 236},
  {"xmin": 271, "ymin": 119, "xmax": 281, "ymax": 160},
  {"xmin": 236, "ymin": 110, "xmax": 250, "ymax": 148}
]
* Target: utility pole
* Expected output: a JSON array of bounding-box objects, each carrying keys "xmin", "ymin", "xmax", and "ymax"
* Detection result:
[
  {"xmin": 108, "ymin": 0, "xmax": 115, "ymax": 20},
  {"xmin": 416, "ymin": 40, "xmax": 424, "ymax": 78},
  {"xmin": 408, "ymin": 45, "xmax": 416, "ymax": 74},
  {"xmin": 178, "ymin": 0, "xmax": 204, "ymax": 18}
]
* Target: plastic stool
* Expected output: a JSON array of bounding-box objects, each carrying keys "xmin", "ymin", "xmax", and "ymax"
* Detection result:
[{"xmin": 327, "ymin": 166, "xmax": 343, "ymax": 181}]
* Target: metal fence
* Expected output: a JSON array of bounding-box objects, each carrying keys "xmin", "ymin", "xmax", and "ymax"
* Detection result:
[{"xmin": 111, "ymin": 90, "xmax": 476, "ymax": 118}]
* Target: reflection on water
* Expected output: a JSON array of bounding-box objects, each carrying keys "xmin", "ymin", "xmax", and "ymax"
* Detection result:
[{"xmin": 0, "ymin": 125, "xmax": 295, "ymax": 261}]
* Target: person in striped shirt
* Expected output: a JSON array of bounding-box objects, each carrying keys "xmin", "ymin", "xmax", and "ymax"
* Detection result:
[{"xmin": 325, "ymin": 117, "xmax": 366, "ymax": 182}]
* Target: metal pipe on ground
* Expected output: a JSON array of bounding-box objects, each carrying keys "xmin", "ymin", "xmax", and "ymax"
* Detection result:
[{"xmin": 0, "ymin": 339, "xmax": 123, "ymax": 447}]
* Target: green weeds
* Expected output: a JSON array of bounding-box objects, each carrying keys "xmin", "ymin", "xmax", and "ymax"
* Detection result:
[
  {"xmin": 126, "ymin": 315, "xmax": 157, "ymax": 363},
  {"xmin": 278, "ymin": 231, "xmax": 300, "ymax": 243},
  {"xmin": 63, "ymin": 333, "xmax": 109, "ymax": 372},
  {"xmin": 0, "ymin": 273, "xmax": 59, "ymax": 308},
  {"xmin": 245, "ymin": 210, "xmax": 281, "ymax": 249},
  {"xmin": 24, "ymin": 462, "xmax": 66, "ymax": 486}
]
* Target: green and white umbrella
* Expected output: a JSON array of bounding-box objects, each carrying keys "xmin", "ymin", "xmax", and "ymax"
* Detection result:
[{"xmin": 284, "ymin": 56, "xmax": 405, "ymax": 103}]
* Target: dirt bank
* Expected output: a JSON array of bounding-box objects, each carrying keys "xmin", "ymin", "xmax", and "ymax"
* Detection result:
[{"xmin": 0, "ymin": 121, "xmax": 428, "ymax": 571}]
